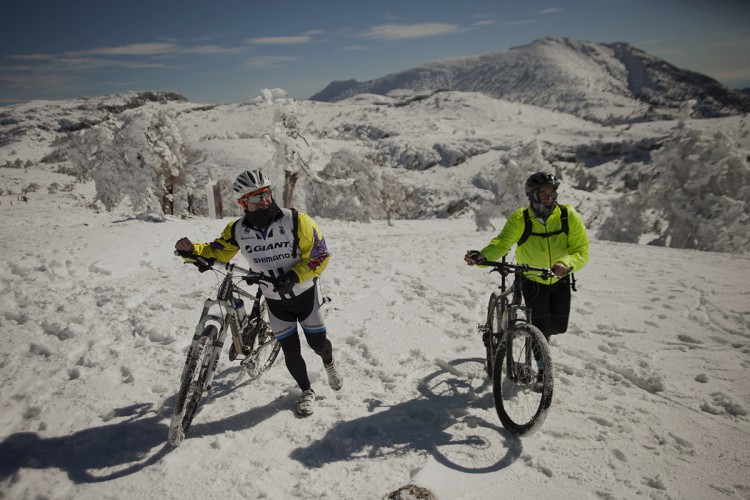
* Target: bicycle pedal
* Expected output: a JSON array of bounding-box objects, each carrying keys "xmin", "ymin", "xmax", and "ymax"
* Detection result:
[{"xmin": 244, "ymin": 360, "xmax": 259, "ymax": 378}]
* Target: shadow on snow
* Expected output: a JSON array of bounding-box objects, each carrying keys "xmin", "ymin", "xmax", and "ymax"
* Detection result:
[
  {"xmin": 290, "ymin": 358, "xmax": 523, "ymax": 473},
  {"xmin": 0, "ymin": 367, "xmax": 284, "ymax": 484}
]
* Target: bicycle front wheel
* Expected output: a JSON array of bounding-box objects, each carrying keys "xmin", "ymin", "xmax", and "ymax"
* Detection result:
[
  {"xmin": 484, "ymin": 293, "xmax": 504, "ymax": 377},
  {"xmin": 168, "ymin": 326, "xmax": 216, "ymax": 446},
  {"xmin": 492, "ymin": 323, "xmax": 553, "ymax": 436}
]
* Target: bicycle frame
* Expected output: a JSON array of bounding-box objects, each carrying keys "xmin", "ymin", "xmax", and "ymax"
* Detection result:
[{"xmin": 179, "ymin": 253, "xmax": 275, "ymax": 379}]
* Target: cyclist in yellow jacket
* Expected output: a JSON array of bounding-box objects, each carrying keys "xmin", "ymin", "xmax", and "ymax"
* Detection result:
[
  {"xmin": 465, "ymin": 172, "xmax": 589, "ymax": 339},
  {"xmin": 176, "ymin": 169, "xmax": 342, "ymax": 417}
]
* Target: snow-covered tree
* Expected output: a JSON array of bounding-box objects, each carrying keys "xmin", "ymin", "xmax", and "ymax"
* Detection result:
[
  {"xmin": 304, "ymin": 149, "xmax": 413, "ymax": 222},
  {"xmin": 69, "ymin": 109, "xmax": 200, "ymax": 216},
  {"xmin": 598, "ymin": 113, "xmax": 750, "ymax": 253},
  {"xmin": 263, "ymin": 89, "xmax": 357, "ymax": 210},
  {"xmin": 264, "ymin": 91, "xmax": 315, "ymax": 207},
  {"xmin": 650, "ymin": 128, "xmax": 750, "ymax": 252},
  {"xmin": 62, "ymin": 124, "xmax": 115, "ymax": 181},
  {"xmin": 472, "ymin": 139, "xmax": 548, "ymax": 227}
]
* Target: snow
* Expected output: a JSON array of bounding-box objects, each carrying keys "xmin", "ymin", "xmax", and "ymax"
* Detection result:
[
  {"xmin": 1, "ymin": 164, "xmax": 749, "ymax": 499},
  {"xmin": 1, "ymin": 83, "xmax": 749, "ymax": 498}
]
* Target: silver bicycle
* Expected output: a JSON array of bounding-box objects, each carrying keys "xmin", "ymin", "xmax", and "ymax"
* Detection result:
[{"xmin": 168, "ymin": 252, "xmax": 280, "ymax": 446}]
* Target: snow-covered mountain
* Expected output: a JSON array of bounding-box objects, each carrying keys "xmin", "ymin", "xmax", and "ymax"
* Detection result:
[
  {"xmin": 1, "ymin": 43, "xmax": 749, "ymax": 255},
  {"xmin": 311, "ymin": 37, "xmax": 750, "ymax": 124}
]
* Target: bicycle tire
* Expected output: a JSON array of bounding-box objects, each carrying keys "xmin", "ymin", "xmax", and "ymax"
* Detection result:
[
  {"xmin": 484, "ymin": 293, "xmax": 504, "ymax": 377},
  {"xmin": 492, "ymin": 323, "xmax": 553, "ymax": 436},
  {"xmin": 168, "ymin": 327, "xmax": 216, "ymax": 446},
  {"xmin": 242, "ymin": 295, "xmax": 280, "ymax": 377}
]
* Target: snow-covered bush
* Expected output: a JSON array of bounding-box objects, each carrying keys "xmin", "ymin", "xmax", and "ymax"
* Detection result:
[{"xmin": 383, "ymin": 143, "xmax": 440, "ymax": 170}]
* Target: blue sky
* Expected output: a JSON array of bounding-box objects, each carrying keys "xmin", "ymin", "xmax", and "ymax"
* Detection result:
[{"xmin": 1, "ymin": 0, "xmax": 749, "ymax": 105}]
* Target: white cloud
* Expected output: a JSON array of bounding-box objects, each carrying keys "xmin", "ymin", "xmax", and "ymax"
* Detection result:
[
  {"xmin": 66, "ymin": 43, "xmax": 179, "ymax": 57},
  {"xmin": 710, "ymin": 35, "xmax": 750, "ymax": 49},
  {"xmin": 2, "ymin": 56, "xmax": 168, "ymax": 74},
  {"xmin": 710, "ymin": 67, "xmax": 750, "ymax": 82},
  {"xmin": 506, "ymin": 19, "xmax": 534, "ymax": 26},
  {"xmin": 184, "ymin": 45, "xmax": 247, "ymax": 56},
  {"xmin": 248, "ymin": 36, "xmax": 313, "ymax": 45},
  {"xmin": 538, "ymin": 8, "xmax": 563, "ymax": 14},
  {"xmin": 9, "ymin": 53, "xmax": 56, "ymax": 61},
  {"xmin": 244, "ymin": 55, "xmax": 299, "ymax": 67},
  {"xmin": 247, "ymin": 30, "xmax": 325, "ymax": 45},
  {"xmin": 635, "ymin": 39, "xmax": 667, "ymax": 46},
  {"xmin": 361, "ymin": 23, "xmax": 461, "ymax": 41}
]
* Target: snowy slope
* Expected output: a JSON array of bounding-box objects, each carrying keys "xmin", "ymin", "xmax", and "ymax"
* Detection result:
[{"xmin": 0, "ymin": 161, "xmax": 749, "ymax": 499}]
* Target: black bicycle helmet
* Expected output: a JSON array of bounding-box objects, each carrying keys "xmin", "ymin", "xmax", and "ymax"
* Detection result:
[
  {"xmin": 232, "ymin": 169, "xmax": 271, "ymax": 197},
  {"xmin": 525, "ymin": 171, "xmax": 560, "ymax": 197}
]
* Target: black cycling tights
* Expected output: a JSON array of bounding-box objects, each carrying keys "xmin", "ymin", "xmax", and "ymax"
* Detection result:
[
  {"xmin": 521, "ymin": 276, "xmax": 571, "ymax": 340},
  {"xmin": 278, "ymin": 331, "xmax": 333, "ymax": 391}
]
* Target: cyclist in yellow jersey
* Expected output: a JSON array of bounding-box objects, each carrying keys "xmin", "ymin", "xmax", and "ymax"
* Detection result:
[
  {"xmin": 176, "ymin": 169, "xmax": 342, "ymax": 416},
  {"xmin": 465, "ymin": 172, "xmax": 590, "ymax": 340}
]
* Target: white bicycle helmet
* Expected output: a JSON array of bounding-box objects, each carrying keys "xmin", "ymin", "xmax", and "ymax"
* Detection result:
[{"xmin": 232, "ymin": 169, "xmax": 271, "ymax": 197}]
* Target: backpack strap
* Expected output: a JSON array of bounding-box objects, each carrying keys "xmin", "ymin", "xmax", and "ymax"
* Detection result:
[
  {"xmin": 517, "ymin": 205, "xmax": 569, "ymax": 247},
  {"xmin": 559, "ymin": 204, "xmax": 569, "ymax": 235},
  {"xmin": 517, "ymin": 209, "xmax": 533, "ymax": 247},
  {"xmin": 228, "ymin": 219, "xmax": 240, "ymax": 247},
  {"xmin": 291, "ymin": 208, "xmax": 300, "ymax": 258}
]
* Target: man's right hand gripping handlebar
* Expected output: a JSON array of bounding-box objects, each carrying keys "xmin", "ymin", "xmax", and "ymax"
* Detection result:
[
  {"xmin": 464, "ymin": 250, "xmax": 487, "ymax": 266},
  {"xmin": 175, "ymin": 237, "xmax": 194, "ymax": 253},
  {"xmin": 174, "ymin": 237, "xmax": 214, "ymax": 272}
]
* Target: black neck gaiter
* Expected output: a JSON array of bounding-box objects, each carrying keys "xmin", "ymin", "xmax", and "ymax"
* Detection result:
[
  {"xmin": 530, "ymin": 192, "xmax": 557, "ymax": 223},
  {"xmin": 242, "ymin": 201, "xmax": 281, "ymax": 229}
]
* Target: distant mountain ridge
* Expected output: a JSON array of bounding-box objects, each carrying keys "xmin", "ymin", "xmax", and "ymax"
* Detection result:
[{"xmin": 311, "ymin": 37, "xmax": 750, "ymax": 124}]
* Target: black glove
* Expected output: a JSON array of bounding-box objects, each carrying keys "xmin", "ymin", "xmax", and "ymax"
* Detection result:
[
  {"xmin": 467, "ymin": 250, "xmax": 486, "ymax": 265},
  {"xmin": 273, "ymin": 270, "xmax": 299, "ymax": 295},
  {"xmin": 189, "ymin": 256, "xmax": 214, "ymax": 272}
]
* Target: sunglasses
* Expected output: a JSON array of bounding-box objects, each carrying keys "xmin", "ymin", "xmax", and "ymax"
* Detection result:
[
  {"xmin": 239, "ymin": 188, "xmax": 272, "ymax": 204},
  {"xmin": 537, "ymin": 190, "xmax": 557, "ymax": 201}
]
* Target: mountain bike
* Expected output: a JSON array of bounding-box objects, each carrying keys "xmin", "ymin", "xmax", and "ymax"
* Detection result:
[
  {"xmin": 476, "ymin": 257, "xmax": 557, "ymax": 436},
  {"xmin": 168, "ymin": 252, "xmax": 281, "ymax": 446}
]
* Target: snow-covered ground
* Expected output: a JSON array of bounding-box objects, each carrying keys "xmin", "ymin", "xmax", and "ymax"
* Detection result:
[{"xmin": 1, "ymin": 165, "xmax": 748, "ymax": 499}]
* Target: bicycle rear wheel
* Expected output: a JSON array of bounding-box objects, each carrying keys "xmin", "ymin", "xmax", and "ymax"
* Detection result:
[
  {"xmin": 242, "ymin": 296, "xmax": 280, "ymax": 377},
  {"xmin": 492, "ymin": 323, "xmax": 553, "ymax": 436},
  {"xmin": 168, "ymin": 326, "xmax": 216, "ymax": 446}
]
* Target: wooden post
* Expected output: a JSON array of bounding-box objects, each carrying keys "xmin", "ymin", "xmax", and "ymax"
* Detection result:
[{"xmin": 207, "ymin": 183, "xmax": 223, "ymax": 219}]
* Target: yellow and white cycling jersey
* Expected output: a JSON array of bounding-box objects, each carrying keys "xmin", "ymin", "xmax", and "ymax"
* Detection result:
[{"xmin": 191, "ymin": 207, "xmax": 331, "ymax": 301}]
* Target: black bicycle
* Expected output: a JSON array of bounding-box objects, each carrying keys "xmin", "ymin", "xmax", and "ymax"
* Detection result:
[
  {"xmin": 168, "ymin": 252, "xmax": 281, "ymax": 446},
  {"xmin": 476, "ymin": 258, "xmax": 557, "ymax": 436}
]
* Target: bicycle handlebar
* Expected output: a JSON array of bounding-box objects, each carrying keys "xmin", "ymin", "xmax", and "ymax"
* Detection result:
[
  {"xmin": 174, "ymin": 251, "xmax": 277, "ymax": 285},
  {"xmin": 478, "ymin": 260, "xmax": 569, "ymax": 281}
]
